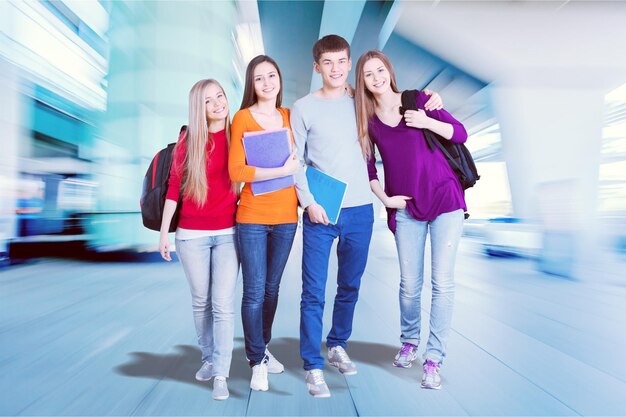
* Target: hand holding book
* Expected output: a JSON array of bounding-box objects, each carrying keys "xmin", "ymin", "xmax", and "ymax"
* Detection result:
[
  {"xmin": 281, "ymin": 151, "xmax": 300, "ymax": 176},
  {"xmin": 242, "ymin": 128, "xmax": 296, "ymax": 196},
  {"xmin": 306, "ymin": 202, "xmax": 329, "ymax": 225},
  {"xmin": 305, "ymin": 167, "xmax": 348, "ymax": 225}
]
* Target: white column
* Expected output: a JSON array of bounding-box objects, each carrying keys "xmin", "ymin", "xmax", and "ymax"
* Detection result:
[{"xmin": 491, "ymin": 79, "xmax": 605, "ymax": 280}]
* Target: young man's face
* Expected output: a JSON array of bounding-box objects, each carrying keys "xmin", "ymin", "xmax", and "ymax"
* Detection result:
[{"xmin": 314, "ymin": 50, "xmax": 352, "ymax": 89}]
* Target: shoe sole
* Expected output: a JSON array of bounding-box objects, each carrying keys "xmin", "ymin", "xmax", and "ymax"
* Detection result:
[
  {"xmin": 421, "ymin": 383, "xmax": 442, "ymax": 390},
  {"xmin": 213, "ymin": 394, "xmax": 229, "ymax": 400},
  {"xmin": 393, "ymin": 361, "xmax": 414, "ymax": 369},
  {"xmin": 329, "ymin": 362, "xmax": 357, "ymax": 375},
  {"xmin": 339, "ymin": 370, "xmax": 357, "ymax": 376},
  {"xmin": 250, "ymin": 384, "xmax": 269, "ymax": 391},
  {"xmin": 307, "ymin": 385, "xmax": 331, "ymax": 398},
  {"xmin": 267, "ymin": 367, "xmax": 284, "ymax": 374},
  {"xmin": 196, "ymin": 375, "xmax": 212, "ymax": 382}
]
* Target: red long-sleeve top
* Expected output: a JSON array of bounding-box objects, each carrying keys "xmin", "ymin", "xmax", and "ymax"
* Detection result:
[{"xmin": 166, "ymin": 129, "xmax": 237, "ymax": 230}]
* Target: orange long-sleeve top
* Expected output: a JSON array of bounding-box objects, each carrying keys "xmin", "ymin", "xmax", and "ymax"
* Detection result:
[{"xmin": 229, "ymin": 107, "xmax": 298, "ymax": 225}]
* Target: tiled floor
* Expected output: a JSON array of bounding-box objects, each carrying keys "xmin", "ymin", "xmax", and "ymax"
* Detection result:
[{"xmin": 1, "ymin": 223, "xmax": 625, "ymax": 416}]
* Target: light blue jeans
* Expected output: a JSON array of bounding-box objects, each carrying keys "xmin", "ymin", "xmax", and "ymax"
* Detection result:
[
  {"xmin": 175, "ymin": 234, "xmax": 239, "ymax": 377},
  {"xmin": 394, "ymin": 208, "xmax": 464, "ymax": 364}
]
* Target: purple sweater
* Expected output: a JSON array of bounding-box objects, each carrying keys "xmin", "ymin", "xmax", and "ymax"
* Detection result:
[{"xmin": 367, "ymin": 91, "xmax": 468, "ymax": 233}]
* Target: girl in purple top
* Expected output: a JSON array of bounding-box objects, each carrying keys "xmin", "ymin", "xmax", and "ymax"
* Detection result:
[{"xmin": 355, "ymin": 50, "xmax": 468, "ymax": 390}]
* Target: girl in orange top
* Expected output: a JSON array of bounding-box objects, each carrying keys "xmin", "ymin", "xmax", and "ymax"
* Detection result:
[{"xmin": 228, "ymin": 55, "xmax": 300, "ymax": 392}]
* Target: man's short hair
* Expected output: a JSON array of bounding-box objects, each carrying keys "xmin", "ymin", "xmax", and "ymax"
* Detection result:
[{"xmin": 313, "ymin": 35, "xmax": 350, "ymax": 63}]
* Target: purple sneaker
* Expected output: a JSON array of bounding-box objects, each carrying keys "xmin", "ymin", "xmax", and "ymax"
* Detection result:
[
  {"xmin": 393, "ymin": 343, "xmax": 419, "ymax": 368},
  {"xmin": 421, "ymin": 359, "xmax": 442, "ymax": 389}
]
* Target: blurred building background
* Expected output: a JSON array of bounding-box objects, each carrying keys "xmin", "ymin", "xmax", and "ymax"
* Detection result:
[
  {"xmin": 2, "ymin": 1, "xmax": 626, "ymax": 416},
  {"xmin": 1, "ymin": 0, "xmax": 625, "ymax": 278}
]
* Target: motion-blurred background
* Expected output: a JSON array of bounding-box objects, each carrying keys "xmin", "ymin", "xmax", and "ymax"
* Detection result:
[
  {"xmin": 1, "ymin": 1, "xmax": 625, "ymax": 415},
  {"xmin": 2, "ymin": 0, "xmax": 625, "ymax": 279}
]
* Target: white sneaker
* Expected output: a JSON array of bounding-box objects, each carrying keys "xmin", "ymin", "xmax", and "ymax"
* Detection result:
[
  {"xmin": 305, "ymin": 369, "xmax": 331, "ymax": 398},
  {"xmin": 265, "ymin": 349, "xmax": 284, "ymax": 374},
  {"xmin": 250, "ymin": 361, "xmax": 269, "ymax": 391},
  {"xmin": 328, "ymin": 346, "xmax": 357, "ymax": 375}
]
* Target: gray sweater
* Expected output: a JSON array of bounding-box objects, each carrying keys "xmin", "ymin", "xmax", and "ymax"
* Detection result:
[{"xmin": 290, "ymin": 92, "xmax": 372, "ymax": 209}]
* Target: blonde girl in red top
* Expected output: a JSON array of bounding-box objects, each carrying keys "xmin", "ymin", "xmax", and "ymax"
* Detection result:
[{"xmin": 159, "ymin": 79, "xmax": 238, "ymax": 401}]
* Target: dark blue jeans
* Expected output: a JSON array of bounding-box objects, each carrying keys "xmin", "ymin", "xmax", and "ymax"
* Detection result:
[
  {"xmin": 237, "ymin": 222, "xmax": 298, "ymax": 366},
  {"xmin": 300, "ymin": 204, "xmax": 374, "ymax": 370}
]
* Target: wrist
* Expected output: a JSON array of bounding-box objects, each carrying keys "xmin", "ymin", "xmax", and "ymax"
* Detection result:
[{"xmin": 422, "ymin": 116, "xmax": 432, "ymax": 130}]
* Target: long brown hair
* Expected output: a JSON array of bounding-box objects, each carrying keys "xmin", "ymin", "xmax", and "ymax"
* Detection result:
[
  {"xmin": 239, "ymin": 55, "xmax": 283, "ymax": 110},
  {"xmin": 178, "ymin": 79, "xmax": 233, "ymax": 206},
  {"xmin": 355, "ymin": 50, "xmax": 401, "ymax": 160}
]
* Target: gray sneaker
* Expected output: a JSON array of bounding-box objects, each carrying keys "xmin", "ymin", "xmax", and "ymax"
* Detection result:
[
  {"xmin": 305, "ymin": 369, "xmax": 330, "ymax": 398},
  {"xmin": 212, "ymin": 377, "xmax": 229, "ymax": 400},
  {"xmin": 327, "ymin": 346, "xmax": 357, "ymax": 375},
  {"xmin": 421, "ymin": 359, "xmax": 442, "ymax": 390},
  {"xmin": 265, "ymin": 349, "xmax": 284, "ymax": 374},
  {"xmin": 393, "ymin": 343, "xmax": 419, "ymax": 368},
  {"xmin": 195, "ymin": 361, "xmax": 213, "ymax": 381}
]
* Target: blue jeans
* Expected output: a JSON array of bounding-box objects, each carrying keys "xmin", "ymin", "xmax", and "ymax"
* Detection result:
[
  {"xmin": 394, "ymin": 208, "xmax": 464, "ymax": 364},
  {"xmin": 237, "ymin": 222, "xmax": 298, "ymax": 366},
  {"xmin": 300, "ymin": 204, "xmax": 374, "ymax": 370},
  {"xmin": 175, "ymin": 234, "xmax": 239, "ymax": 377}
]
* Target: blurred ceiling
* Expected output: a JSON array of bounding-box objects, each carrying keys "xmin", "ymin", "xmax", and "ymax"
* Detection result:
[{"xmin": 256, "ymin": 0, "xmax": 626, "ymax": 134}]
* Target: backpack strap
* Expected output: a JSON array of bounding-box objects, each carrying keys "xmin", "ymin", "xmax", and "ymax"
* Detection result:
[
  {"xmin": 423, "ymin": 130, "xmax": 464, "ymax": 175},
  {"xmin": 400, "ymin": 90, "xmax": 417, "ymax": 114},
  {"xmin": 401, "ymin": 90, "xmax": 439, "ymax": 153}
]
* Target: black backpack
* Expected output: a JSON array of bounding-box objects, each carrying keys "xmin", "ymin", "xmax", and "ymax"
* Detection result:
[
  {"xmin": 400, "ymin": 90, "xmax": 480, "ymax": 190},
  {"xmin": 140, "ymin": 126, "xmax": 186, "ymax": 232}
]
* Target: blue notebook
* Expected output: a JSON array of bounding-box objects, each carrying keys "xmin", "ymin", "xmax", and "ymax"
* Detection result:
[
  {"xmin": 243, "ymin": 128, "xmax": 294, "ymax": 196},
  {"xmin": 305, "ymin": 167, "xmax": 348, "ymax": 224}
]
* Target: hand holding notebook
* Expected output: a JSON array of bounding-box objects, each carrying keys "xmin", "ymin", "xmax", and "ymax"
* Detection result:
[
  {"xmin": 305, "ymin": 167, "xmax": 348, "ymax": 224},
  {"xmin": 243, "ymin": 128, "xmax": 295, "ymax": 196}
]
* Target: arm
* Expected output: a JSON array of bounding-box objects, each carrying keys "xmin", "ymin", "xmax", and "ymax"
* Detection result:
[
  {"xmin": 253, "ymin": 150, "xmax": 299, "ymax": 181},
  {"xmin": 252, "ymin": 153, "xmax": 299, "ymax": 181},
  {"xmin": 290, "ymin": 102, "xmax": 316, "ymax": 209},
  {"xmin": 228, "ymin": 112, "xmax": 298, "ymax": 183},
  {"xmin": 159, "ymin": 199, "xmax": 178, "ymax": 261},
  {"xmin": 422, "ymin": 89, "xmax": 443, "ymax": 111},
  {"xmin": 404, "ymin": 113, "xmax": 455, "ymax": 139},
  {"xmin": 366, "ymin": 141, "xmax": 410, "ymax": 209},
  {"xmin": 403, "ymin": 93, "xmax": 467, "ymax": 143},
  {"xmin": 290, "ymin": 102, "xmax": 328, "ymax": 224},
  {"xmin": 160, "ymin": 145, "xmax": 185, "ymax": 261},
  {"xmin": 370, "ymin": 180, "xmax": 411, "ymax": 209}
]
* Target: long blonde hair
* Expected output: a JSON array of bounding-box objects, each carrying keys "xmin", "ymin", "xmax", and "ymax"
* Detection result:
[
  {"xmin": 355, "ymin": 50, "xmax": 401, "ymax": 160},
  {"xmin": 178, "ymin": 79, "xmax": 233, "ymax": 206}
]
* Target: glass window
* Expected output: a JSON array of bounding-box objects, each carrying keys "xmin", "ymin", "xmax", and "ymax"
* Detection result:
[{"xmin": 599, "ymin": 83, "xmax": 626, "ymax": 215}]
